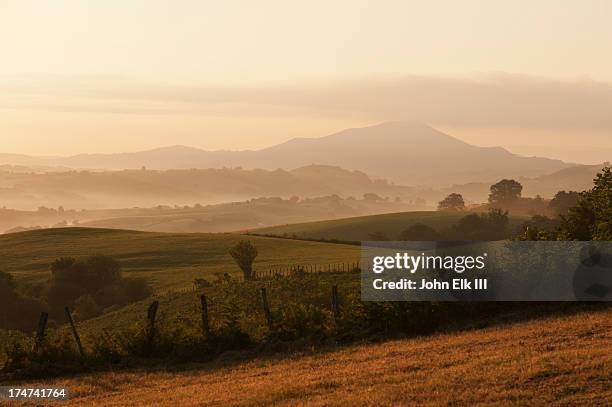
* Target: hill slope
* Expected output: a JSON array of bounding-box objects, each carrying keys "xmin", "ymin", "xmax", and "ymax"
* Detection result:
[
  {"xmin": 252, "ymin": 211, "xmax": 527, "ymax": 241},
  {"xmin": 432, "ymin": 164, "xmax": 606, "ymax": 203},
  {"xmin": 0, "ymin": 122, "xmax": 571, "ymax": 186},
  {"xmin": 21, "ymin": 308, "xmax": 612, "ymax": 406},
  {"xmin": 0, "ymin": 228, "xmax": 360, "ymax": 292}
]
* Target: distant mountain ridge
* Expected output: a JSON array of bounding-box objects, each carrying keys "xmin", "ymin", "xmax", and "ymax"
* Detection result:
[{"xmin": 0, "ymin": 122, "xmax": 574, "ymax": 186}]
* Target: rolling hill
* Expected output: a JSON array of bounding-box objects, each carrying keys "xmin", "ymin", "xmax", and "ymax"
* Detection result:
[
  {"xmin": 0, "ymin": 228, "xmax": 360, "ymax": 293},
  {"xmin": 0, "ymin": 122, "xmax": 572, "ymax": 186},
  {"xmin": 0, "ymin": 164, "xmax": 412, "ymax": 211},
  {"xmin": 251, "ymin": 211, "xmax": 527, "ymax": 241},
  {"xmin": 430, "ymin": 163, "xmax": 607, "ymax": 203}
]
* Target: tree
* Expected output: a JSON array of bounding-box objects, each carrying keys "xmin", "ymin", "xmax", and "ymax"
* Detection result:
[
  {"xmin": 229, "ymin": 240, "xmax": 258, "ymax": 280},
  {"xmin": 450, "ymin": 208, "xmax": 510, "ymax": 240},
  {"xmin": 488, "ymin": 179, "xmax": 522, "ymax": 205},
  {"xmin": 437, "ymin": 193, "xmax": 465, "ymax": 211},
  {"xmin": 558, "ymin": 166, "xmax": 611, "ymax": 240},
  {"xmin": 398, "ymin": 223, "xmax": 441, "ymax": 241},
  {"xmin": 519, "ymin": 215, "xmax": 559, "ymax": 241},
  {"xmin": 549, "ymin": 191, "xmax": 580, "ymax": 215},
  {"xmin": 518, "ymin": 166, "xmax": 611, "ymax": 241}
]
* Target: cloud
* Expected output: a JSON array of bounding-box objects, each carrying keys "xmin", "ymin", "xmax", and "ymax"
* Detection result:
[{"xmin": 1, "ymin": 73, "xmax": 612, "ymax": 131}]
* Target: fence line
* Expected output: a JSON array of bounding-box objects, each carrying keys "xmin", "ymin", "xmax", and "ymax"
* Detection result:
[
  {"xmin": 181, "ymin": 262, "xmax": 361, "ymax": 293},
  {"xmin": 253, "ymin": 262, "xmax": 360, "ymax": 280}
]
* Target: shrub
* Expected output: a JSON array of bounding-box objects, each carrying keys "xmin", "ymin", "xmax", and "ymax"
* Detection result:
[
  {"xmin": 122, "ymin": 278, "xmax": 153, "ymax": 302},
  {"xmin": 0, "ymin": 271, "xmax": 44, "ymax": 332},
  {"xmin": 449, "ymin": 208, "xmax": 510, "ymax": 240},
  {"xmin": 44, "ymin": 255, "xmax": 152, "ymax": 320},
  {"xmin": 269, "ymin": 303, "xmax": 332, "ymax": 342},
  {"xmin": 193, "ymin": 278, "xmax": 212, "ymax": 291},
  {"xmin": 73, "ymin": 294, "xmax": 103, "ymax": 320}
]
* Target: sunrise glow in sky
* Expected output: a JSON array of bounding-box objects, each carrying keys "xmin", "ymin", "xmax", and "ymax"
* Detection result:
[{"xmin": 1, "ymin": 0, "xmax": 611, "ymax": 162}]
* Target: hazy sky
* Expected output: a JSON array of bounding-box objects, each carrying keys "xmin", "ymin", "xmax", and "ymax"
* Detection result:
[{"xmin": 1, "ymin": 1, "xmax": 611, "ymax": 163}]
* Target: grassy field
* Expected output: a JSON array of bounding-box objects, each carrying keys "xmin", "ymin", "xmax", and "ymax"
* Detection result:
[
  {"xmin": 0, "ymin": 228, "xmax": 360, "ymax": 293},
  {"xmin": 16, "ymin": 307, "xmax": 611, "ymax": 406},
  {"xmin": 251, "ymin": 211, "xmax": 526, "ymax": 241}
]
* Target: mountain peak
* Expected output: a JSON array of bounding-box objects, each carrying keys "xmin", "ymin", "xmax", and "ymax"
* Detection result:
[{"xmin": 0, "ymin": 123, "xmax": 572, "ymax": 186}]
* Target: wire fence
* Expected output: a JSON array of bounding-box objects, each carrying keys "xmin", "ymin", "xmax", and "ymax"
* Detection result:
[{"xmin": 253, "ymin": 262, "xmax": 360, "ymax": 280}]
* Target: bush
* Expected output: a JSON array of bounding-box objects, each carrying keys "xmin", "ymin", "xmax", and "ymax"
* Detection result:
[
  {"xmin": 44, "ymin": 255, "xmax": 152, "ymax": 320},
  {"xmin": 449, "ymin": 208, "xmax": 510, "ymax": 240},
  {"xmin": 1, "ymin": 333, "xmax": 84, "ymax": 379},
  {"xmin": 73, "ymin": 294, "xmax": 103, "ymax": 320},
  {"xmin": 269, "ymin": 303, "xmax": 332, "ymax": 342},
  {"xmin": 0, "ymin": 271, "xmax": 44, "ymax": 332},
  {"xmin": 122, "ymin": 278, "xmax": 153, "ymax": 302}
]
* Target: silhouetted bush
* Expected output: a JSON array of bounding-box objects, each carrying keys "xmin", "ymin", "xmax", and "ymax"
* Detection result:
[
  {"xmin": 122, "ymin": 278, "xmax": 153, "ymax": 302},
  {"xmin": 0, "ymin": 271, "xmax": 44, "ymax": 332},
  {"xmin": 45, "ymin": 255, "xmax": 152, "ymax": 319},
  {"xmin": 73, "ymin": 294, "xmax": 103, "ymax": 320},
  {"xmin": 449, "ymin": 208, "xmax": 510, "ymax": 240}
]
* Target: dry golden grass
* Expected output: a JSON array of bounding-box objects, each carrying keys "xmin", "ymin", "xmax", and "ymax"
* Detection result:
[{"xmin": 18, "ymin": 308, "xmax": 611, "ymax": 406}]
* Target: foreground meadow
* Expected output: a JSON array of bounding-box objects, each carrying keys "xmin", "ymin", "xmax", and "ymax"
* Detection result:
[{"xmin": 15, "ymin": 307, "xmax": 611, "ymax": 406}]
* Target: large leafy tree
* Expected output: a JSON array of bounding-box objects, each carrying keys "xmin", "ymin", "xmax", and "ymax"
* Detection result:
[
  {"xmin": 520, "ymin": 167, "xmax": 611, "ymax": 241},
  {"xmin": 559, "ymin": 167, "xmax": 611, "ymax": 241},
  {"xmin": 548, "ymin": 190, "xmax": 580, "ymax": 215},
  {"xmin": 437, "ymin": 193, "xmax": 465, "ymax": 211},
  {"xmin": 488, "ymin": 179, "xmax": 523, "ymax": 205}
]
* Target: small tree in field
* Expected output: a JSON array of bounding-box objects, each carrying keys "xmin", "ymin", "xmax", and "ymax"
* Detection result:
[
  {"xmin": 229, "ymin": 240, "xmax": 258, "ymax": 280},
  {"xmin": 438, "ymin": 193, "xmax": 465, "ymax": 211}
]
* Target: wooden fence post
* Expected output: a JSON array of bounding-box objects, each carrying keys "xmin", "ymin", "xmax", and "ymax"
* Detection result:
[
  {"xmin": 200, "ymin": 295, "xmax": 209, "ymax": 337},
  {"xmin": 64, "ymin": 307, "xmax": 84, "ymax": 357},
  {"xmin": 331, "ymin": 285, "xmax": 340, "ymax": 321},
  {"xmin": 260, "ymin": 287, "xmax": 273, "ymax": 329},
  {"xmin": 32, "ymin": 312, "xmax": 48, "ymax": 353},
  {"xmin": 147, "ymin": 301, "xmax": 159, "ymax": 341}
]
